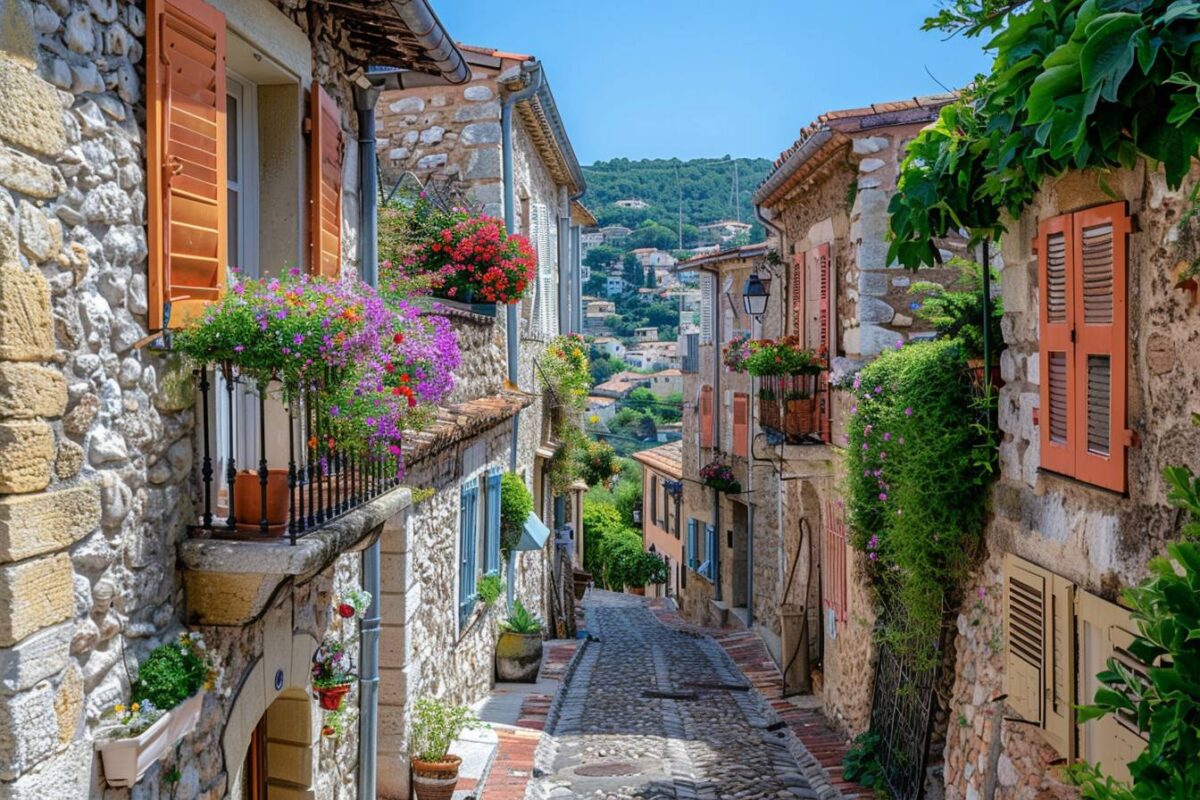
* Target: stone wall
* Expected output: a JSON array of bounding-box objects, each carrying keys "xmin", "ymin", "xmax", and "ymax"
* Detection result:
[
  {"xmin": 0, "ymin": 0, "xmax": 376, "ymax": 796},
  {"xmin": 943, "ymin": 163, "xmax": 1200, "ymax": 800}
]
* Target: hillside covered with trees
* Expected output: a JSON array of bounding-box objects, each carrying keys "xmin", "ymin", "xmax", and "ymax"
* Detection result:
[{"xmin": 582, "ymin": 156, "xmax": 773, "ymax": 246}]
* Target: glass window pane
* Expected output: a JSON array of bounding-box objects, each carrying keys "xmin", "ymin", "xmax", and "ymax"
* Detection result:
[
  {"xmin": 226, "ymin": 94, "xmax": 239, "ymax": 183},
  {"xmin": 227, "ymin": 190, "xmax": 239, "ymax": 270}
]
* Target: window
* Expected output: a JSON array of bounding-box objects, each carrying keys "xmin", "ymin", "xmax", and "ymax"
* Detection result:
[
  {"xmin": 732, "ymin": 392, "xmax": 749, "ymax": 457},
  {"xmin": 699, "ymin": 385, "xmax": 714, "ymax": 448},
  {"xmin": 702, "ymin": 524, "xmax": 717, "ymax": 581},
  {"xmin": 687, "ymin": 519, "xmax": 717, "ymax": 582},
  {"xmin": 699, "ymin": 273, "xmax": 714, "ymax": 344},
  {"xmin": 484, "ymin": 469, "xmax": 501, "ymax": 575},
  {"xmin": 1037, "ymin": 203, "xmax": 1130, "ymax": 492},
  {"xmin": 673, "ymin": 498, "xmax": 681, "ymax": 539},
  {"xmin": 531, "ymin": 202, "xmax": 557, "ymax": 336},
  {"xmin": 686, "ymin": 518, "xmax": 700, "ymax": 570},
  {"xmin": 458, "ymin": 478, "xmax": 480, "ymax": 628},
  {"xmin": 1002, "ymin": 553, "xmax": 1147, "ymax": 765},
  {"xmin": 822, "ymin": 499, "xmax": 847, "ymax": 622},
  {"xmin": 650, "ymin": 475, "xmax": 658, "ymax": 527}
]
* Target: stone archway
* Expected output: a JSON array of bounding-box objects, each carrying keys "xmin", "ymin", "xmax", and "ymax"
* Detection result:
[{"xmin": 780, "ymin": 479, "xmax": 822, "ymax": 695}]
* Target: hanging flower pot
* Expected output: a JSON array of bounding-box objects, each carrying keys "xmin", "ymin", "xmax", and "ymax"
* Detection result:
[{"xmin": 315, "ymin": 683, "xmax": 352, "ymax": 711}]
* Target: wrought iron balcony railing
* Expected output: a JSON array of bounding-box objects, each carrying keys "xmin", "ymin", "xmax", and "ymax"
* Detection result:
[
  {"xmin": 758, "ymin": 373, "xmax": 825, "ymax": 445},
  {"xmin": 191, "ymin": 364, "xmax": 401, "ymax": 544}
]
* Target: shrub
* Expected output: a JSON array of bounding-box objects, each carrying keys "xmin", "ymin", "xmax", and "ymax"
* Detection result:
[
  {"xmin": 131, "ymin": 633, "xmax": 213, "ymax": 711},
  {"xmin": 844, "ymin": 340, "xmax": 995, "ymax": 663},
  {"xmin": 501, "ymin": 599, "xmax": 543, "ymax": 635},
  {"xmin": 579, "ymin": 439, "xmax": 620, "ymax": 488},
  {"xmin": 410, "ymin": 697, "xmax": 484, "ymax": 762},
  {"xmin": 500, "ymin": 472, "xmax": 533, "ymax": 554},
  {"xmin": 908, "ymin": 258, "xmax": 1003, "ymax": 360},
  {"xmin": 1066, "ymin": 540, "xmax": 1200, "ymax": 799},
  {"xmin": 478, "ymin": 574, "xmax": 503, "ymax": 606}
]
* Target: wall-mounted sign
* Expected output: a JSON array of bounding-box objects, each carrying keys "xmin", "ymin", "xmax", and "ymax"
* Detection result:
[{"xmin": 275, "ymin": 669, "xmax": 285, "ymax": 691}]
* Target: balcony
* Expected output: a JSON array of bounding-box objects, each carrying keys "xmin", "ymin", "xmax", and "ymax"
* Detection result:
[
  {"xmin": 758, "ymin": 373, "xmax": 825, "ymax": 445},
  {"xmin": 179, "ymin": 363, "xmax": 411, "ymax": 625}
]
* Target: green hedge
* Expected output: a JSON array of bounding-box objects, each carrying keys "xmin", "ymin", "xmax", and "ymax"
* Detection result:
[{"xmin": 844, "ymin": 340, "xmax": 995, "ymax": 662}]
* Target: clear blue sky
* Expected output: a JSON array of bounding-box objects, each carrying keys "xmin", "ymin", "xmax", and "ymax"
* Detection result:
[{"xmin": 434, "ymin": 1, "xmax": 992, "ymax": 165}]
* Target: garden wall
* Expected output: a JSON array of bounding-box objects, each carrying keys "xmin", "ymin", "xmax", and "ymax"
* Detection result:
[{"xmin": 943, "ymin": 162, "xmax": 1200, "ymax": 800}]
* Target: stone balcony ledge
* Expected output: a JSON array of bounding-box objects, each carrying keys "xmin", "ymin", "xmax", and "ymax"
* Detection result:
[{"xmin": 180, "ymin": 487, "xmax": 412, "ymax": 626}]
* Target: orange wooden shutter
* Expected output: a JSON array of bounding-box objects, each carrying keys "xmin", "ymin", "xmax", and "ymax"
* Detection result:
[
  {"xmin": 699, "ymin": 385, "xmax": 714, "ymax": 448},
  {"xmin": 1038, "ymin": 213, "xmax": 1075, "ymax": 477},
  {"xmin": 310, "ymin": 85, "xmax": 344, "ymax": 277},
  {"xmin": 147, "ymin": 0, "xmax": 227, "ymax": 330},
  {"xmin": 815, "ymin": 243, "xmax": 833, "ymax": 442},
  {"xmin": 732, "ymin": 393, "xmax": 748, "ymax": 457},
  {"xmin": 791, "ymin": 252, "xmax": 806, "ymax": 337},
  {"xmin": 1072, "ymin": 203, "xmax": 1129, "ymax": 492}
]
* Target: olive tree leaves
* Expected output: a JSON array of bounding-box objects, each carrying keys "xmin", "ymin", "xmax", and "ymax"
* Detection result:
[{"xmin": 889, "ymin": 0, "xmax": 1200, "ymax": 269}]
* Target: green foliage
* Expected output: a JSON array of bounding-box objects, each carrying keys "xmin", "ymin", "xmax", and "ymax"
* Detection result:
[
  {"xmin": 583, "ymin": 244, "xmax": 624, "ymax": 270},
  {"xmin": 1065, "ymin": 540, "xmax": 1200, "ymax": 800},
  {"xmin": 132, "ymin": 633, "xmax": 212, "ymax": 711},
  {"xmin": 891, "ymin": 0, "xmax": 1200, "ymax": 268},
  {"xmin": 843, "ymin": 732, "xmax": 888, "ymax": 791},
  {"xmin": 311, "ymin": 640, "xmax": 356, "ymax": 689},
  {"xmin": 501, "ymin": 599, "xmax": 544, "ymax": 634},
  {"xmin": 500, "ymin": 472, "xmax": 533, "ymax": 554},
  {"xmin": 581, "ymin": 498, "xmax": 655, "ymax": 589},
  {"xmin": 578, "ymin": 439, "xmax": 621, "ymax": 488},
  {"xmin": 1164, "ymin": 465, "xmax": 1200, "ymax": 541},
  {"xmin": 581, "ymin": 157, "xmax": 772, "ymax": 239},
  {"xmin": 589, "ymin": 354, "xmax": 623, "ymax": 386},
  {"xmin": 587, "ymin": 458, "xmax": 644, "ymax": 523},
  {"xmin": 909, "ymin": 258, "xmax": 1005, "ymax": 360},
  {"xmin": 539, "ymin": 334, "xmax": 591, "ymax": 411},
  {"xmin": 478, "ymin": 574, "xmax": 503, "ymax": 606},
  {"xmin": 410, "ymin": 697, "xmax": 484, "ymax": 762},
  {"xmin": 844, "ymin": 340, "xmax": 995, "ymax": 663}
]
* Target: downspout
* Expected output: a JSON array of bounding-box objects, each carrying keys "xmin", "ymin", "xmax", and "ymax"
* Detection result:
[
  {"xmin": 353, "ymin": 82, "xmax": 381, "ymax": 800},
  {"xmin": 571, "ymin": 223, "xmax": 582, "ymax": 333},
  {"xmin": 755, "ymin": 202, "xmax": 786, "ymax": 624},
  {"xmin": 710, "ymin": 266, "xmax": 722, "ymax": 603},
  {"xmin": 558, "ymin": 185, "xmax": 570, "ymax": 335},
  {"xmin": 502, "ymin": 61, "xmax": 544, "ymax": 470},
  {"xmin": 502, "ymin": 63, "xmax": 544, "ymax": 610}
]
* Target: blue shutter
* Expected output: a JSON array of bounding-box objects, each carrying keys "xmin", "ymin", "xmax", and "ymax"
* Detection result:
[
  {"xmin": 485, "ymin": 470, "xmax": 502, "ymax": 575},
  {"xmin": 686, "ymin": 519, "xmax": 697, "ymax": 570},
  {"xmin": 704, "ymin": 524, "xmax": 717, "ymax": 580},
  {"xmin": 459, "ymin": 479, "xmax": 479, "ymax": 627}
]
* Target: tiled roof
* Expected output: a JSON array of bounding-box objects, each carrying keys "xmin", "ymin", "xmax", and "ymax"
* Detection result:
[
  {"xmin": 753, "ymin": 93, "xmax": 957, "ymax": 207},
  {"xmin": 403, "ymin": 391, "xmax": 532, "ymax": 466},
  {"xmin": 631, "ymin": 441, "xmax": 683, "ymax": 478},
  {"xmin": 676, "ymin": 244, "xmax": 768, "ymax": 272},
  {"xmin": 457, "ymin": 43, "xmax": 534, "ymax": 62}
]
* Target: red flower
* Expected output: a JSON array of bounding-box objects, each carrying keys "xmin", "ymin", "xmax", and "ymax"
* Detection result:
[{"xmin": 337, "ymin": 603, "xmax": 355, "ymax": 619}]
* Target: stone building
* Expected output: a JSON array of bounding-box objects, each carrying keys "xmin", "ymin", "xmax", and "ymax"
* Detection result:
[
  {"xmin": 374, "ymin": 43, "xmax": 590, "ymax": 338},
  {"xmin": 674, "ymin": 98, "xmax": 961, "ymax": 740},
  {"xmin": 940, "ymin": 163, "xmax": 1198, "ymax": 800},
  {"xmin": 0, "ymin": 1, "xmax": 579, "ymax": 798},
  {"xmin": 631, "ymin": 441, "xmax": 682, "ymax": 598}
]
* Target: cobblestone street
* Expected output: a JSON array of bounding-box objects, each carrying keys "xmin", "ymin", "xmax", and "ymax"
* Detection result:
[{"xmin": 527, "ymin": 591, "xmax": 823, "ymax": 800}]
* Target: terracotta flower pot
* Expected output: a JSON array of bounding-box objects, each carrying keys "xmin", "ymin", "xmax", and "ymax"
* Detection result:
[
  {"xmin": 233, "ymin": 469, "xmax": 289, "ymax": 534},
  {"xmin": 315, "ymin": 683, "xmax": 352, "ymax": 711},
  {"xmin": 411, "ymin": 754, "xmax": 463, "ymax": 800},
  {"xmin": 495, "ymin": 631, "xmax": 543, "ymax": 683},
  {"xmin": 628, "ymin": 585, "xmax": 646, "ymax": 596}
]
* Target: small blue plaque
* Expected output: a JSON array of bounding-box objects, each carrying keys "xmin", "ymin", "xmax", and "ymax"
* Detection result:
[{"xmin": 275, "ymin": 669, "xmax": 285, "ymax": 691}]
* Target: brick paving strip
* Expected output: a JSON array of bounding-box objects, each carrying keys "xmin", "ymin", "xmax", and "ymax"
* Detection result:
[
  {"xmin": 648, "ymin": 599, "xmax": 871, "ymax": 800},
  {"xmin": 523, "ymin": 590, "xmax": 831, "ymax": 800}
]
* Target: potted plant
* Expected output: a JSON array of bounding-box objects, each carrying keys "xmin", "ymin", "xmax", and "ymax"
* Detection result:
[
  {"xmin": 337, "ymin": 588, "xmax": 372, "ymax": 619},
  {"xmin": 410, "ymin": 697, "xmax": 484, "ymax": 800},
  {"xmin": 909, "ymin": 257, "xmax": 1004, "ymax": 385},
  {"xmin": 391, "ymin": 211, "xmax": 536, "ymax": 315},
  {"xmin": 628, "ymin": 551, "xmax": 670, "ymax": 595},
  {"xmin": 96, "ymin": 632, "xmax": 217, "ymax": 787},
  {"xmin": 232, "ymin": 468, "xmax": 291, "ymax": 533},
  {"xmin": 311, "ymin": 640, "xmax": 356, "ymax": 711},
  {"xmin": 495, "ymin": 600, "xmax": 544, "ymax": 683},
  {"xmin": 700, "ymin": 460, "xmax": 741, "ymax": 494}
]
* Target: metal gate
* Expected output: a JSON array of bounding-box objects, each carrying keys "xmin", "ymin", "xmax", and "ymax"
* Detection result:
[{"xmin": 867, "ymin": 629, "xmax": 947, "ymax": 800}]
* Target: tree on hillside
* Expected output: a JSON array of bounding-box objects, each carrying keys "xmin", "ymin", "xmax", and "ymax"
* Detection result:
[
  {"xmin": 628, "ymin": 222, "xmax": 676, "ymax": 251},
  {"xmin": 645, "ymin": 264, "xmax": 657, "ymax": 289},
  {"xmin": 584, "ymin": 273, "xmax": 607, "ymax": 296},
  {"xmin": 584, "ymin": 244, "xmax": 623, "ymax": 271},
  {"xmin": 622, "ymin": 253, "xmax": 642, "ymax": 288}
]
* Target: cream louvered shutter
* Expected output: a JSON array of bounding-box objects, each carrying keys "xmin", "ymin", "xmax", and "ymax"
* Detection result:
[
  {"xmin": 532, "ymin": 203, "xmax": 556, "ymax": 336},
  {"xmin": 699, "ymin": 273, "xmax": 714, "ymax": 344},
  {"xmin": 1003, "ymin": 553, "xmax": 1075, "ymax": 759},
  {"xmin": 1077, "ymin": 591, "xmax": 1147, "ymax": 784}
]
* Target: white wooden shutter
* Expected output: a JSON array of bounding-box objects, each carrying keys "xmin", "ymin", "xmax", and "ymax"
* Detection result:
[
  {"xmin": 699, "ymin": 273, "xmax": 714, "ymax": 344},
  {"xmin": 532, "ymin": 203, "xmax": 556, "ymax": 336}
]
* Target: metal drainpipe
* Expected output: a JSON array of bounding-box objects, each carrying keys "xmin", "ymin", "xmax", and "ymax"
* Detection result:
[
  {"xmin": 353, "ymin": 82, "xmax": 381, "ymax": 800},
  {"xmin": 502, "ymin": 61, "xmax": 544, "ymax": 471},
  {"xmin": 755, "ymin": 202, "xmax": 785, "ymax": 624},
  {"xmin": 558, "ymin": 185, "xmax": 570, "ymax": 335},
  {"xmin": 502, "ymin": 63, "xmax": 544, "ymax": 611},
  {"xmin": 710, "ymin": 267, "xmax": 722, "ymax": 602}
]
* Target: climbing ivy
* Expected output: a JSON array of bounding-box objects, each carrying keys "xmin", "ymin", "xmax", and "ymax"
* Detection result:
[{"xmin": 889, "ymin": 0, "xmax": 1200, "ymax": 268}]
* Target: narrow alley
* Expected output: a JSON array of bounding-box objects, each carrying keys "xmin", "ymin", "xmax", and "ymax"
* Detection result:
[{"xmin": 526, "ymin": 591, "xmax": 821, "ymax": 800}]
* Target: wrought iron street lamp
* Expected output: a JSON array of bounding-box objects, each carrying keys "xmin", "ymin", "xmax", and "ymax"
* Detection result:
[{"xmin": 742, "ymin": 272, "xmax": 769, "ymax": 317}]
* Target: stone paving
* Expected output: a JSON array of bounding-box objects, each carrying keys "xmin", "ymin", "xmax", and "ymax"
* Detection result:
[{"xmin": 526, "ymin": 591, "xmax": 822, "ymax": 800}]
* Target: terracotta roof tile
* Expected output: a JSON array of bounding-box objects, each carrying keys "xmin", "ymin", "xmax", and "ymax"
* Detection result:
[
  {"xmin": 403, "ymin": 391, "xmax": 532, "ymax": 465},
  {"xmin": 457, "ymin": 43, "xmax": 534, "ymax": 62},
  {"xmin": 631, "ymin": 441, "xmax": 683, "ymax": 478}
]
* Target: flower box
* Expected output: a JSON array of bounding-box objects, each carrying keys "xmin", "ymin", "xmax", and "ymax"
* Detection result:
[
  {"xmin": 432, "ymin": 297, "xmax": 498, "ymax": 318},
  {"xmin": 95, "ymin": 692, "xmax": 204, "ymax": 788}
]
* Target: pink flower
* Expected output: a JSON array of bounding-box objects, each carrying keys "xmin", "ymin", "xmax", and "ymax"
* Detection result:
[
  {"xmin": 977, "ymin": 587, "xmax": 986, "ymax": 599},
  {"xmin": 895, "ymin": 339, "xmax": 904, "ymax": 349},
  {"xmin": 904, "ymin": 407, "xmax": 913, "ymax": 416},
  {"xmin": 879, "ymin": 492, "xmax": 888, "ymax": 501}
]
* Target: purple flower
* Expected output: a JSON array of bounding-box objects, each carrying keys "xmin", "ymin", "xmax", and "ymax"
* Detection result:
[
  {"xmin": 852, "ymin": 376, "xmax": 862, "ymax": 390},
  {"xmin": 330, "ymin": 405, "xmax": 340, "ymax": 417},
  {"xmin": 977, "ymin": 587, "xmax": 986, "ymax": 599},
  {"xmin": 874, "ymin": 385, "xmax": 883, "ymax": 394},
  {"xmin": 234, "ymin": 344, "xmax": 245, "ymax": 353},
  {"xmin": 862, "ymin": 443, "xmax": 869, "ymax": 451},
  {"xmin": 895, "ymin": 339, "xmax": 904, "ymax": 350},
  {"xmin": 850, "ymin": 405, "xmax": 858, "ymax": 415},
  {"xmin": 864, "ymin": 469, "xmax": 871, "ymax": 477},
  {"xmin": 864, "ymin": 424, "xmax": 873, "ymax": 436},
  {"xmin": 904, "ymin": 406, "xmax": 913, "ymax": 417},
  {"xmin": 869, "ymin": 552, "xmax": 878, "ymax": 561},
  {"xmin": 867, "ymin": 534, "xmax": 879, "ymax": 549},
  {"xmin": 883, "ymin": 432, "xmax": 892, "ymax": 442},
  {"xmin": 879, "ymin": 492, "xmax": 888, "ymax": 501}
]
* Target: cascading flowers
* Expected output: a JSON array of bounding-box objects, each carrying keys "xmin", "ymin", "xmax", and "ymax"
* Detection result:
[{"xmin": 392, "ymin": 211, "xmax": 536, "ymax": 305}]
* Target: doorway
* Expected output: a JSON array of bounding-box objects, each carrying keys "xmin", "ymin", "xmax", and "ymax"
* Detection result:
[
  {"xmin": 731, "ymin": 501, "xmax": 749, "ymax": 614},
  {"xmin": 240, "ymin": 689, "xmax": 317, "ymax": 799}
]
